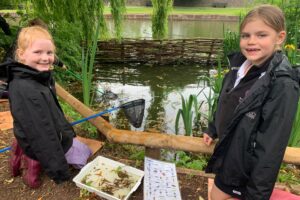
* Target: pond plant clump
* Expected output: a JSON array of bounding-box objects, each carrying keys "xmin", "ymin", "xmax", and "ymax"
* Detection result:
[{"xmin": 81, "ymin": 163, "xmax": 140, "ymax": 200}]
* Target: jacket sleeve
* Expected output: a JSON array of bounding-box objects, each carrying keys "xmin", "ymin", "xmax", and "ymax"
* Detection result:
[
  {"xmin": 245, "ymin": 78, "xmax": 299, "ymax": 199},
  {"xmin": 207, "ymin": 112, "xmax": 218, "ymax": 139},
  {"xmin": 10, "ymin": 88, "xmax": 71, "ymax": 183},
  {"xmin": 206, "ymin": 72, "xmax": 231, "ymax": 139}
]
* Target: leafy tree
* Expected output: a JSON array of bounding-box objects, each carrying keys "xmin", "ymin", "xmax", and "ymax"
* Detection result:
[
  {"xmin": 10, "ymin": 0, "xmax": 126, "ymax": 106},
  {"xmin": 151, "ymin": 0, "xmax": 173, "ymax": 39},
  {"xmin": 110, "ymin": 0, "xmax": 126, "ymax": 41},
  {"xmin": 0, "ymin": 0, "xmax": 14, "ymax": 9}
]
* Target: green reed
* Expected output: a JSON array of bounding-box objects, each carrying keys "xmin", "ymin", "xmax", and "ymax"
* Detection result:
[
  {"xmin": 175, "ymin": 94, "xmax": 198, "ymax": 136},
  {"xmin": 289, "ymin": 100, "xmax": 300, "ymax": 147},
  {"xmin": 199, "ymin": 58, "xmax": 225, "ymax": 123},
  {"xmin": 81, "ymin": 16, "xmax": 101, "ymax": 106}
]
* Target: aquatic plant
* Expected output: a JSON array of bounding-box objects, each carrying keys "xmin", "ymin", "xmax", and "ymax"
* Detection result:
[
  {"xmin": 81, "ymin": 16, "xmax": 102, "ymax": 106},
  {"xmin": 175, "ymin": 94, "xmax": 197, "ymax": 136},
  {"xmin": 289, "ymin": 100, "xmax": 300, "ymax": 147},
  {"xmin": 193, "ymin": 94, "xmax": 204, "ymax": 134},
  {"xmin": 222, "ymin": 29, "xmax": 240, "ymax": 61},
  {"xmin": 199, "ymin": 58, "xmax": 225, "ymax": 123}
]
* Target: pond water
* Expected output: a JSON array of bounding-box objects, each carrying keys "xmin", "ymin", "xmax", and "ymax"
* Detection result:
[
  {"xmin": 93, "ymin": 64, "xmax": 212, "ymax": 134},
  {"xmin": 94, "ymin": 18, "xmax": 235, "ymax": 134},
  {"xmin": 107, "ymin": 18, "xmax": 238, "ymax": 39}
]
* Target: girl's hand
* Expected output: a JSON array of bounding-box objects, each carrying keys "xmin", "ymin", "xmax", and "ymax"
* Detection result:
[{"xmin": 203, "ymin": 133, "xmax": 213, "ymax": 146}]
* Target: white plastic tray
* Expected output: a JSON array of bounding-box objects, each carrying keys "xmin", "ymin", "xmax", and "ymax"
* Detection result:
[{"xmin": 73, "ymin": 156, "xmax": 144, "ymax": 200}]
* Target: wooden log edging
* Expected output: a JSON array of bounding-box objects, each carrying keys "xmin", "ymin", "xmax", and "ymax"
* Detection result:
[{"xmin": 56, "ymin": 83, "xmax": 300, "ymax": 165}]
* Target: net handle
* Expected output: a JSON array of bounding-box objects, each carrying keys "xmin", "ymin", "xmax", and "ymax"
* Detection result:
[{"xmin": 71, "ymin": 99, "xmax": 145, "ymax": 126}]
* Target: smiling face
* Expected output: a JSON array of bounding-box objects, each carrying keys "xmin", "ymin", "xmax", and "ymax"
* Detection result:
[
  {"xmin": 18, "ymin": 39, "xmax": 55, "ymax": 71},
  {"xmin": 239, "ymin": 18, "xmax": 286, "ymax": 66}
]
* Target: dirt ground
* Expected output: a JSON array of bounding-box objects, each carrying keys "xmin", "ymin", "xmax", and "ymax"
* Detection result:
[{"xmin": 0, "ymin": 128, "xmax": 208, "ymax": 200}]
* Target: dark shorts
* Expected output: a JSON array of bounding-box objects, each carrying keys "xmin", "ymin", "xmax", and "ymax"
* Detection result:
[{"xmin": 215, "ymin": 175, "xmax": 245, "ymax": 199}]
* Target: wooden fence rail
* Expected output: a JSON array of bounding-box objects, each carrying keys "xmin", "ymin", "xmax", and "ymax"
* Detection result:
[
  {"xmin": 56, "ymin": 83, "xmax": 300, "ymax": 165},
  {"xmin": 96, "ymin": 38, "xmax": 223, "ymax": 65}
]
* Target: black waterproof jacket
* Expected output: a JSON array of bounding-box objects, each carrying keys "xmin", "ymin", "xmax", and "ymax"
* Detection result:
[
  {"xmin": 5, "ymin": 61, "xmax": 75, "ymax": 183},
  {"xmin": 205, "ymin": 51, "xmax": 300, "ymax": 199}
]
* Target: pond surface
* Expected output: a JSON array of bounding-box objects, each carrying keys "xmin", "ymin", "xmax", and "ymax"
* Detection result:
[
  {"xmin": 107, "ymin": 18, "xmax": 238, "ymax": 39},
  {"xmin": 94, "ymin": 18, "xmax": 233, "ymax": 134},
  {"xmin": 93, "ymin": 64, "xmax": 211, "ymax": 134}
]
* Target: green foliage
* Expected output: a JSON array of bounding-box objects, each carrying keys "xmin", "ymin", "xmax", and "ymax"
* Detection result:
[
  {"xmin": 257, "ymin": 0, "xmax": 300, "ymax": 46},
  {"xmin": 13, "ymin": 0, "xmax": 108, "ymax": 44},
  {"xmin": 222, "ymin": 30, "xmax": 240, "ymax": 59},
  {"xmin": 277, "ymin": 164, "xmax": 300, "ymax": 185},
  {"xmin": 52, "ymin": 20, "xmax": 82, "ymax": 72},
  {"xmin": 0, "ymin": 25, "xmax": 18, "ymax": 61},
  {"xmin": 289, "ymin": 99, "xmax": 300, "ymax": 147},
  {"xmin": 175, "ymin": 94, "xmax": 197, "ymax": 136},
  {"xmin": 222, "ymin": 14, "xmax": 243, "ymax": 63},
  {"xmin": 284, "ymin": 44, "xmax": 300, "ymax": 66},
  {"xmin": 11, "ymin": 0, "xmax": 114, "ymax": 106},
  {"xmin": 0, "ymin": 0, "xmax": 14, "ymax": 9},
  {"xmin": 110, "ymin": 0, "xmax": 126, "ymax": 41},
  {"xmin": 129, "ymin": 150, "xmax": 145, "ymax": 161},
  {"xmin": 151, "ymin": 0, "xmax": 173, "ymax": 39},
  {"xmin": 193, "ymin": 94, "xmax": 204, "ymax": 134},
  {"xmin": 175, "ymin": 60, "xmax": 225, "ymax": 135},
  {"xmin": 59, "ymin": 99, "xmax": 97, "ymax": 138},
  {"xmin": 81, "ymin": 16, "xmax": 102, "ymax": 106},
  {"xmin": 199, "ymin": 58, "xmax": 225, "ymax": 123},
  {"xmin": 174, "ymin": 151, "xmax": 208, "ymax": 170}
]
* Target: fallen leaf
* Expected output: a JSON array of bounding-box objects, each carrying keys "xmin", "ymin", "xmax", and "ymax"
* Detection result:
[{"xmin": 4, "ymin": 178, "xmax": 14, "ymax": 184}]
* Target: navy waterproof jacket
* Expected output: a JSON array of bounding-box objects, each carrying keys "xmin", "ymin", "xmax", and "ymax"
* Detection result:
[
  {"xmin": 206, "ymin": 51, "xmax": 300, "ymax": 199},
  {"xmin": 6, "ymin": 61, "xmax": 75, "ymax": 183}
]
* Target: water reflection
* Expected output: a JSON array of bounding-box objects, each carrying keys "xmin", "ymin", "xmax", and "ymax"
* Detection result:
[
  {"xmin": 93, "ymin": 64, "xmax": 210, "ymax": 134},
  {"xmin": 107, "ymin": 19, "xmax": 238, "ymax": 39},
  {"xmin": 97, "ymin": 18, "xmax": 231, "ymax": 133}
]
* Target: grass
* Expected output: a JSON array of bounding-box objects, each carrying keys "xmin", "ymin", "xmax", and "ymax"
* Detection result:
[
  {"xmin": 0, "ymin": 9, "xmax": 16, "ymax": 13},
  {"xmin": 1, "ymin": 6, "xmax": 247, "ymax": 16},
  {"xmin": 103, "ymin": 6, "xmax": 247, "ymax": 16}
]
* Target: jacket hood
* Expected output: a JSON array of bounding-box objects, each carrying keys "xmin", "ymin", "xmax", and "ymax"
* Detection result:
[
  {"xmin": 267, "ymin": 51, "xmax": 300, "ymax": 84},
  {"xmin": 227, "ymin": 52, "xmax": 246, "ymax": 69},
  {"xmin": 1, "ymin": 59, "xmax": 52, "ymax": 84},
  {"xmin": 227, "ymin": 51, "xmax": 300, "ymax": 83}
]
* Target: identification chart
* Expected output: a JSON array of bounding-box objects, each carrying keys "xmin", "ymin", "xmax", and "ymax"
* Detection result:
[{"xmin": 144, "ymin": 157, "xmax": 182, "ymax": 200}]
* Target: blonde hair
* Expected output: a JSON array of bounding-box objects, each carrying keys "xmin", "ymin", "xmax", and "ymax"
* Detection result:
[
  {"xmin": 15, "ymin": 26, "xmax": 55, "ymax": 61},
  {"xmin": 240, "ymin": 4, "xmax": 286, "ymax": 33}
]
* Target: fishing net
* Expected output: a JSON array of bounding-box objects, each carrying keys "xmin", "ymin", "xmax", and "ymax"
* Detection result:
[{"xmin": 121, "ymin": 99, "xmax": 145, "ymax": 128}]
